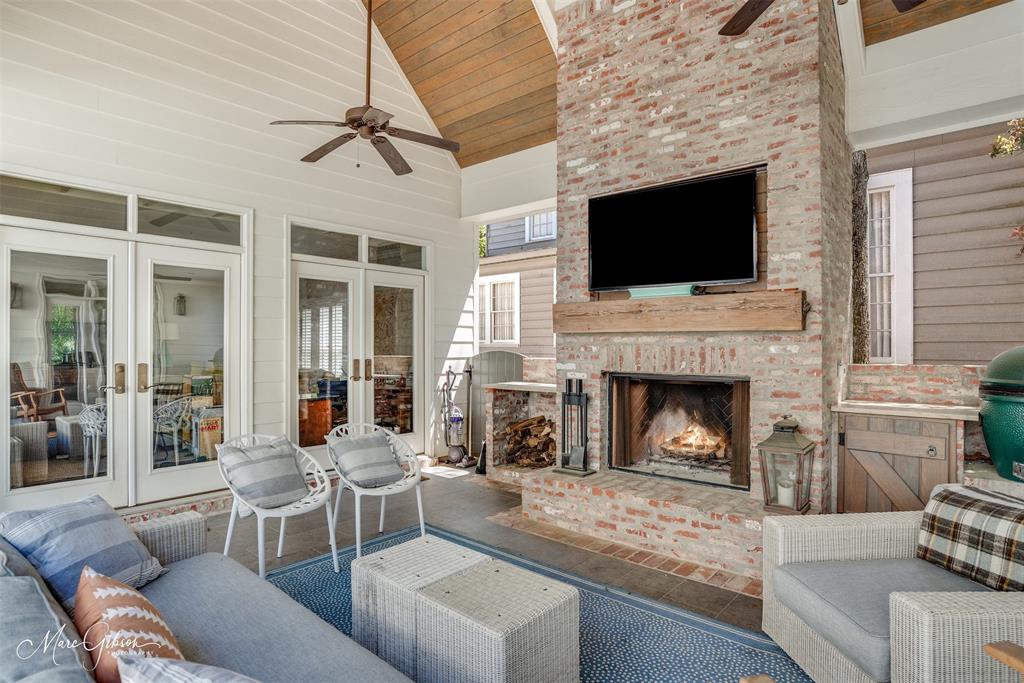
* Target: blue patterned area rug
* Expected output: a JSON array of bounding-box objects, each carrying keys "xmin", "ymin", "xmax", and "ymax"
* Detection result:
[{"xmin": 267, "ymin": 525, "xmax": 810, "ymax": 683}]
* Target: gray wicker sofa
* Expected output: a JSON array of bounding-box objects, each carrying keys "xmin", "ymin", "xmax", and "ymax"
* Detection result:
[
  {"xmin": 763, "ymin": 511, "xmax": 1024, "ymax": 683},
  {"xmin": 0, "ymin": 511, "xmax": 411, "ymax": 683}
]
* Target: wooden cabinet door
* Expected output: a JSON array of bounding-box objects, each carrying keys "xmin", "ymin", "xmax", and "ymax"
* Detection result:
[{"xmin": 838, "ymin": 414, "xmax": 957, "ymax": 513}]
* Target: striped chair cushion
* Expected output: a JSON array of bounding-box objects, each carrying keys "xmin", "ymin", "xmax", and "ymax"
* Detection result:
[
  {"xmin": 0, "ymin": 495, "xmax": 165, "ymax": 613},
  {"xmin": 118, "ymin": 656, "xmax": 260, "ymax": 683},
  {"xmin": 219, "ymin": 436, "xmax": 308, "ymax": 516},
  {"xmin": 74, "ymin": 566, "xmax": 183, "ymax": 683},
  {"xmin": 917, "ymin": 484, "xmax": 1024, "ymax": 591},
  {"xmin": 327, "ymin": 432, "xmax": 405, "ymax": 488}
]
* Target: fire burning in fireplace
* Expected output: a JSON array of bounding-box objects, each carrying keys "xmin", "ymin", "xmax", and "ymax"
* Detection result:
[
  {"xmin": 648, "ymin": 407, "xmax": 729, "ymax": 462},
  {"xmin": 609, "ymin": 374, "xmax": 750, "ymax": 489}
]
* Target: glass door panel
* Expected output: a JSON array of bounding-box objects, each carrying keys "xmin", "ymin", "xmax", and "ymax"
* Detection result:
[
  {"xmin": 135, "ymin": 244, "xmax": 240, "ymax": 504},
  {"xmin": 2, "ymin": 227, "xmax": 129, "ymax": 510},
  {"xmin": 365, "ymin": 271, "xmax": 423, "ymax": 452},
  {"xmin": 292, "ymin": 262, "xmax": 361, "ymax": 454}
]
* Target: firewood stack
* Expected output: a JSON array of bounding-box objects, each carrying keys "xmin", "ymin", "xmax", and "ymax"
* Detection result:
[{"xmin": 504, "ymin": 415, "xmax": 557, "ymax": 468}]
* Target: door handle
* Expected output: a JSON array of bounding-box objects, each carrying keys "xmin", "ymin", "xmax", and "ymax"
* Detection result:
[
  {"xmin": 137, "ymin": 362, "xmax": 153, "ymax": 392},
  {"xmin": 99, "ymin": 363, "xmax": 127, "ymax": 394},
  {"xmin": 365, "ymin": 358, "xmax": 373, "ymax": 380},
  {"xmin": 351, "ymin": 358, "xmax": 361, "ymax": 382}
]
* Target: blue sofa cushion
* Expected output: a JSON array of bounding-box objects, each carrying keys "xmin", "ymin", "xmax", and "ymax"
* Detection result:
[
  {"xmin": 140, "ymin": 553, "xmax": 410, "ymax": 683},
  {"xmin": 774, "ymin": 558, "xmax": 991, "ymax": 682},
  {"xmin": 0, "ymin": 576, "xmax": 94, "ymax": 682},
  {"xmin": 0, "ymin": 536, "xmax": 93, "ymax": 673}
]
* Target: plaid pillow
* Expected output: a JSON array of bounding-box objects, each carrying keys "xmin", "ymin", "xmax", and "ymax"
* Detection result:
[
  {"xmin": 917, "ymin": 484, "xmax": 1024, "ymax": 591},
  {"xmin": 327, "ymin": 432, "xmax": 405, "ymax": 488}
]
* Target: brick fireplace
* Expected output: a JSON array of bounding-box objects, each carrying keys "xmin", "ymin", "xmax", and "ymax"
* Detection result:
[{"xmin": 516, "ymin": 0, "xmax": 853, "ymax": 580}]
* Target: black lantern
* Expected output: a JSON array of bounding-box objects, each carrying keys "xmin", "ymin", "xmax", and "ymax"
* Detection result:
[{"xmin": 757, "ymin": 415, "xmax": 814, "ymax": 514}]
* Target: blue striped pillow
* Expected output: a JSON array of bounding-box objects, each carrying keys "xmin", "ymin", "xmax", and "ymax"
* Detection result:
[
  {"xmin": 0, "ymin": 495, "xmax": 165, "ymax": 613},
  {"xmin": 219, "ymin": 436, "xmax": 309, "ymax": 516}
]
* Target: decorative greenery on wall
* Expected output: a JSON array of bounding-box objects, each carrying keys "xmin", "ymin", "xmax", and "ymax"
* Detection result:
[{"xmin": 991, "ymin": 118, "xmax": 1024, "ymax": 255}]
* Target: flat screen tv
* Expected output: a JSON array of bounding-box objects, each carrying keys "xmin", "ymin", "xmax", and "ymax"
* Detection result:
[{"xmin": 588, "ymin": 169, "xmax": 758, "ymax": 291}]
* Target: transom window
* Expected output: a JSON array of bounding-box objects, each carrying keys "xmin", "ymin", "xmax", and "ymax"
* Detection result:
[{"xmin": 477, "ymin": 274, "xmax": 519, "ymax": 345}]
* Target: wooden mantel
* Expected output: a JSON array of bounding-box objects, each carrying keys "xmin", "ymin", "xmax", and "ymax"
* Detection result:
[{"xmin": 552, "ymin": 290, "xmax": 806, "ymax": 334}]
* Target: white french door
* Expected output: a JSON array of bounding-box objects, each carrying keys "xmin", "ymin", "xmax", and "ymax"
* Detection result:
[
  {"xmin": 364, "ymin": 269, "xmax": 424, "ymax": 453},
  {"xmin": 2, "ymin": 228, "xmax": 241, "ymax": 511},
  {"xmin": 2, "ymin": 227, "xmax": 131, "ymax": 509},
  {"xmin": 291, "ymin": 262, "xmax": 424, "ymax": 461},
  {"xmin": 134, "ymin": 243, "xmax": 241, "ymax": 504}
]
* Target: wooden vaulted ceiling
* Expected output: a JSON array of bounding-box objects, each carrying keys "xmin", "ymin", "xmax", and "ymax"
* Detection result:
[
  {"xmin": 860, "ymin": 0, "xmax": 1014, "ymax": 46},
  {"xmin": 365, "ymin": 0, "xmax": 557, "ymax": 168}
]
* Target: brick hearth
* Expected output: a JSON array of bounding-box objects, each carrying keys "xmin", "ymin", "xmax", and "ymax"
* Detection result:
[{"xmin": 522, "ymin": 469, "xmax": 765, "ymax": 578}]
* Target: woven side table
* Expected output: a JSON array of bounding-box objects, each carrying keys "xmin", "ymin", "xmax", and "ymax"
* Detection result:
[
  {"xmin": 55, "ymin": 415, "xmax": 85, "ymax": 459},
  {"xmin": 415, "ymin": 560, "xmax": 580, "ymax": 683},
  {"xmin": 351, "ymin": 534, "xmax": 489, "ymax": 678}
]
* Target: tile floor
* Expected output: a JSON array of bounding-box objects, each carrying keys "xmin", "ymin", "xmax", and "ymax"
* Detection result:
[{"xmin": 206, "ymin": 470, "xmax": 763, "ymax": 631}]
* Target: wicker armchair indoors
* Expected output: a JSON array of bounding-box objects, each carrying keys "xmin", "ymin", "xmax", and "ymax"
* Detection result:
[{"xmin": 762, "ymin": 511, "xmax": 1024, "ymax": 683}]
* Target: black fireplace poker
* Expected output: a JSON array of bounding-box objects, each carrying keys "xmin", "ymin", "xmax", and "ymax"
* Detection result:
[{"xmin": 555, "ymin": 377, "xmax": 595, "ymax": 477}]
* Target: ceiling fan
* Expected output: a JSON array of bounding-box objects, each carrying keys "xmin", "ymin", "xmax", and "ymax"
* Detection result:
[
  {"xmin": 268, "ymin": 0, "xmax": 459, "ymax": 175},
  {"xmin": 719, "ymin": 0, "xmax": 926, "ymax": 36},
  {"xmin": 149, "ymin": 211, "xmax": 233, "ymax": 233}
]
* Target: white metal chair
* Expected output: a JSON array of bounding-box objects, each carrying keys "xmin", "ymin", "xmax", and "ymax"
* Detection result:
[
  {"xmin": 326, "ymin": 423, "xmax": 425, "ymax": 557},
  {"xmin": 79, "ymin": 403, "xmax": 106, "ymax": 478},
  {"xmin": 216, "ymin": 434, "xmax": 340, "ymax": 578},
  {"xmin": 153, "ymin": 396, "xmax": 192, "ymax": 466}
]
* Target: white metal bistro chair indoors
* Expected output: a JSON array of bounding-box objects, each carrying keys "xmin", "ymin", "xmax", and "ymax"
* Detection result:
[
  {"xmin": 78, "ymin": 402, "xmax": 106, "ymax": 478},
  {"xmin": 216, "ymin": 434, "xmax": 340, "ymax": 578},
  {"xmin": 152, "ymin": 395, "xmax": 192, "ymax": 466},
  {"xmin": 326, "ymin": 423, "xmax": 426, "ymax": 557}
]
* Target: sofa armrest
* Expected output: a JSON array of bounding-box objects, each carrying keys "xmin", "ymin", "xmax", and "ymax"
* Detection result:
[
  {"xmin": 890, "ymin": 591, "xmax": 1024, "ymax": 683},
  {"xmin": 763, "ymin": 511, "xmax": 922, "ymax": 601},
  {"xmin": 131, "ymin": 511, "xmax": 207, "ymax": 565}
]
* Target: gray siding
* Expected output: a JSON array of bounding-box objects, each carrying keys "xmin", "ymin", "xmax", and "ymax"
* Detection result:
[
  {"xmin": 480, "ymin": 250, "xmax": 556, "ymax": 358},
  {"xmin": 486, "ymin": 217, "xmax": 556, "ymax": 256},
  {"xmin": 867, "ymin": 121, "xmax": 1024, "ymax": 365}
]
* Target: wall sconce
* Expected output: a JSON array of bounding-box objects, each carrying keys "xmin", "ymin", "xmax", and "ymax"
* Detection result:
[
  {"xmin": 174, "ymin": 293, "xmax": 187, "ymax": 316},
  {"xmin": 10, "ymin": 283, "xmax": 23, "ymax": 309}
]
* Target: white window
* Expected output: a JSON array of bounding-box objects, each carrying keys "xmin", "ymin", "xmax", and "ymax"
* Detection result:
[
  {"xmin": 866, "ymin": 169, "xmax": 913, "ymax": 364},
  {"xmin": 525, "ymin": 210, "xmax": 557, "ymax": 242},
  {"xmin": 477, "ymin": 274, "xmax": 520, "ymax": 345}
]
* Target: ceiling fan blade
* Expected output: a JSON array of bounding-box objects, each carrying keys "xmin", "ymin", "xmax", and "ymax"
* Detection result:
[
  {"xmin": 301, "ymin": 132, "xmax": 358, "ymax": 163},
  {"xmin": 371, "ymin": 136, "xmax": 413, "ymax": 176},
  {"xmin": 385, "ymin": 126, "xmax": 460, "ymax": 153},
  {"xmin": 150, "ymin": 212, "xmax": 186, "ymax": 227},
  {"xmin": 362, "ymin": 107, "xmax": 394, "ymax": 127},
  {"xmin": 891, "ymin": 0, "xmax": 925, "ymax": 11},
  {"xmin": 270, "ymin": 120, "xmax": 346, "ymax": 126},
  {"xmin": 206, "ymin": 217, "xmax": 230, "ymax": 232},
  {"xmin": 719, "ymin": 0, "xmax": 775, "ymax": 36}
]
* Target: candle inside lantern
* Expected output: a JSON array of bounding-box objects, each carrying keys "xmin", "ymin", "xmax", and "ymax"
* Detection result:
[{"xmin": 777, "ymin": 480, "xmax": 795, "ymax": 508}]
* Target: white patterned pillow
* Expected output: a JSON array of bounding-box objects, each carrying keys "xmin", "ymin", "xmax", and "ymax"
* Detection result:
[
  {"xmin": 118, "ymin": 656, "xmax": 260, "ymax": 683},
  {"xmin": 327, "ymin": 432, "xmax": 405, "ymax": 488},
  {"xmin": 219, "ymin": 436, "xmax": 308, "ymax": 516}
]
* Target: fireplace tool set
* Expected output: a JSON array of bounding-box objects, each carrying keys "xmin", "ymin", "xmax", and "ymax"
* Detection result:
[{"xmin": 555, "ymin": 377, "xmax": 594, "ymax": 477}]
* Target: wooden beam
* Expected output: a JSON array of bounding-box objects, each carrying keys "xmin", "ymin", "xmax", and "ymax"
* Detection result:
[{"xmin": 552, "ymin": 290, "xmax": 806, "ymax": 334}]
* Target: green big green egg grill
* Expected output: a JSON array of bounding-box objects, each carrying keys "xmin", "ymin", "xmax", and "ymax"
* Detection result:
[{"xmin": 980, "ymin": 345, "xmax": 1024, "ymax": 481}]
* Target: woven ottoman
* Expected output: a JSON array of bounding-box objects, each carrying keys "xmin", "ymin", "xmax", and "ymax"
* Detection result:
[
  {"xmin": 351, "ymin": 535, "xmax": 489, "ymax": 678},
  {"xmin": 55, "ymin": 415, "xmax": 85, "ymax": 459},
  {"xmin": 415, "ymin": 560, "xmax": 580, "ymax": 683}
]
